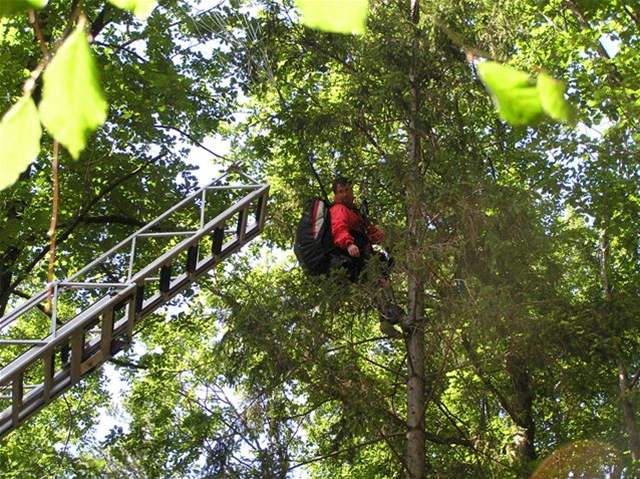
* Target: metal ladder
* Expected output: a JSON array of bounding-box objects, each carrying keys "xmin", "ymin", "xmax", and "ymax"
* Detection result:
[{"xmin": 0, "ymin": 167, "xmax": 269, "ymax": 439}]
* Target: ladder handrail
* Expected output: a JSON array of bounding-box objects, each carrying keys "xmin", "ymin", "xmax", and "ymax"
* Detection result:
[
  {"xmin": 0, "ymin": 169, "xmax": 260, "ymax": 331},
  {"xmin": 0, "ymin": 184, "xmax": 268, "ymax": 384},
  {"xmin": 0, "ymin": 164, "xmax": 269, "ymax": 439}
]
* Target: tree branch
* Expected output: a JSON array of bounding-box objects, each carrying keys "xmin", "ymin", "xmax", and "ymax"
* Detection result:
[
  {"xmin": 287, "ymin": 432, "xmax": 404, "ymax": 472},
  {"xmin": 153, "ymin": 124, "xmax": 229, "ymax": 160},
  {"xmin": 461, "ymin": 333, "xmax": 522, "ymax": 426},
  {"xmin": 90, "ymin": 3, "xmax": 113, "ymax": 39},
  {"xmin": 28, "ymin": 10, "xmax": 50, "ymax": 58},
  {"xmin": 76, "ymin": 215, "xmax": 146, "ymax": 227},
  {"xmin": 109, "ymin": 357, "xmax": 147, "ymax": 370},
  {"xmin": 10, "ymin": 151, "xmax": 168, "ymax": 293},
  {"xmin": 13, "ymin": 289, "xmax": 51, "ymax": 318}
]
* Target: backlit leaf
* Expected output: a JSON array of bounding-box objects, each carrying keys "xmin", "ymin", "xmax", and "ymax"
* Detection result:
[
  {"xmin": 0, "ymin": 96, "xmax": 41, "ymax": 191},
  {"xmin": 107, "ymin": 0, "xmax": 157, "ymax": 20},
  {"xmin": 39, "ymin": 19, "xmax": 108, "ymax": 159},
  {"xmin": 537, "ymin": 73, "xmax": 575, "ymax": 124},
  {"xmin": 296, "ymin": 0, "xmax": 368, "ymax": 35},
  {"xmin": 477, "ymin": 61, "xmax": 544, "ymax": 125},
  {"xmin": 0, "ymin": 0, "xmax": 47, "ymax": 17}
]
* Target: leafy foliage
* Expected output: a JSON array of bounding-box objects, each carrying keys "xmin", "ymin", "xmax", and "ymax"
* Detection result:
[
  {"xmin": 2, "ymin": 0, "xmax": 640, "ymax": 478},
  {"xmin": 296, "ymin": 0, "xmax": 369, "ymax": 35},
  {"xmin": 0, "ymin": 0, "xmax": 47, "ymax": 17},
  {"xmin": 0, "ymin": 95, "xmax": 41, "ymax": 190},
  {"xmin": 107, "ymin": 0, "xmax": 157, "ymax": 20},
  {"xmin": 477, "ymin": 61, "xmax": 574, "ymax": 125},
  {"xmin": 38, "ymin": 18, "xmax": 107, "ymax": 159}
]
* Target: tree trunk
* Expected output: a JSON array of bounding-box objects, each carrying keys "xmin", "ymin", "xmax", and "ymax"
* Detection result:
[
  {"xmin": 404, "ymin": 1, "xmax": 426, "ymax": 477},
  {"xmin": 0, "ymin": 247, "xmax": 20, "ymax": 317},
  {"xmin": 405, "ymin": 220, "xmax": 425, "ymax": 479},
  {"xmin": 505, "ymin": 351, "xmax": 536, "ymax": 466},
  {"xmin": 600, "ymin": 228, "xmax": 640, "ymax": 460},
  {"xmin": 618, "ymin": 363, "xmax": 640, "ymax": 461}
]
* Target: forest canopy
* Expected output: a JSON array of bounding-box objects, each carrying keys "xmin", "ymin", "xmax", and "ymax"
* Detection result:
[{"xmin": 0, "ymin": 0, "xmax": 639, "ymax": 478}]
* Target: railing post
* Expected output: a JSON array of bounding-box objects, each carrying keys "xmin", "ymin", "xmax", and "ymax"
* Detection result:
[
  {"xmin": 11, "ymin": 373, "xmax": 23, "ymax": 427},
  {"xmin": 43, "ymin": 351, "xmax": 54, "ymax": 403},
  {"xmin": 236, "ymin": 208, "xmax": 248, "ymax": 242},
  {"xmin": 127, "ymin": 237, "xmax": 137, "ymax": 281},
  {"xmin": 200, "ymin": 189, "xmax": 207, "ymax": 229},
  {"xmin": 50, "ymin": 283, "xmax": 59, "ymax": 336}
]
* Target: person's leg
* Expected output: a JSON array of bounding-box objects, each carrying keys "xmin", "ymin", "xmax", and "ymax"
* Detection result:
[
  {"xmin": 373, "ymin": 283, "xmax": 403, "ymax": 338},
  {"xmin": 334, "ymin": 248, "xmax": 403, "ymax": 339},
  {"xmin": 366, "ymin": 251, "xmax": 404, "ymax": 338}
]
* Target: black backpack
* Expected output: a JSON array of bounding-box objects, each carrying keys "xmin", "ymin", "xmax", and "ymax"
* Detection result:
[{"xmin": 294, "ymin": 198, "xmax": 334, "ymax": 275}]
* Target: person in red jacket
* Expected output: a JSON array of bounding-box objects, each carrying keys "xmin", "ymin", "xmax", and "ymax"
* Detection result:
[{"xmin": 329, "ymin": 177, "xmax": 403, "ymax": 338}]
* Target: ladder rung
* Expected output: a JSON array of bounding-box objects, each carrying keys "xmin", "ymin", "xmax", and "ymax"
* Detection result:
[
  {"xmin": 236, "ymin": 207, "xmax": 248, "ymax": 241},
  {"xmin": 60, "ymin": 282, "xmax": 128, "ymax": 289},
  {"xmin": 135, "ymin": 285, "xmax": 144, "ymax": 314},
  {"xmin": 212, "ymin": 226, "xmax": 225, "ymax": 256},
  {"xmin": 43, "ymin": 352, "xmax": 54, "ymax": 402},
  {"xmin": 101, "ymin": 309, "xmax": 114, "ymax": 359},
  {"xmin": 137, "ymin": 231, "xmax": 198, "ymax": 238},
  {"xmin": 0, "ymin": 340, "xmax": 47, "ymax": 346},
  {"xmin": 125, "ymin": 297, "xmax": 136, "ymax": 339}
]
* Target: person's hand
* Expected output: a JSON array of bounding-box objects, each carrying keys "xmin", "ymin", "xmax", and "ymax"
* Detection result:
[{"xmin": 347, "ymin": 244, "xmax": 360, "ymax": 257}]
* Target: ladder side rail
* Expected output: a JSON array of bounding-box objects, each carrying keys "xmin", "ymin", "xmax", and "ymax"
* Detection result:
[
  {"xmin": 136, "ymin": 199, "xmax": 268, "ymax": 318},
  {"xmin": 0, "ymin": 291, "xmax": 49, "ymax": 330},
  {"xmin": 0, "ymin": 286, "xmax": 136, "ymax": 385},
  {"xmin": 0, "ymin": 185, "xmax": 268, "ymax": 383},
  {"xmin": 65, "ymin": 172, "xmax": 240, "ymax": 283},
  {"xmin": 0, "ymin": 171, "xmax": 237, "ymax": 330},
  {"xmin": 0, "ymin": 183, "xmax": 269, "ymax": 437}
]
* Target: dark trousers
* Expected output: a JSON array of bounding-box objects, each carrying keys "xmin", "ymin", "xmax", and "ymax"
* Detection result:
[{"xmin": 329, "ymin": 247, "xmax": 392, "ymax": 284}]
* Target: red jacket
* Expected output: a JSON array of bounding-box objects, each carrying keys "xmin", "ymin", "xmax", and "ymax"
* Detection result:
[{"xmin": 330, "ymin": 203, "xmax": 384, "ymax": 250}]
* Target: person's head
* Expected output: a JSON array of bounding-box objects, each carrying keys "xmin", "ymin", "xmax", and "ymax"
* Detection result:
[{"xmin": 332, "ymin": 176, "xmax": 354, "ymax": 207}]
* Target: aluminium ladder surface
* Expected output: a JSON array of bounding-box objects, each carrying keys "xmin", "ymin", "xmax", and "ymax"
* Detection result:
[{"xmin": 0, "ymin": 168, "xmax": 269, "ymax": 439}]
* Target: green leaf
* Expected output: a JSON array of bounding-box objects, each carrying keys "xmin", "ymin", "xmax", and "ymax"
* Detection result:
[
  {"xmin": 0, "ymin": 0, "xmax": 47, "ymax": 17},
  {"xmin": 477, "ymin": 61, "xmax": 544, "ymax": 126},
  {"xmin": 107, "ymin": 0, "xmax": 157, "ymax": 20},
  {"xmin": 39, "ymin": 19, "xmax": 107, "ymax": 159},
  {"xmin": 537, "ymin": 73, "xmax": 575, "ymax": 124},
  {"xmin": 296, "ymin": 0, "xmax": 368, "ymax": 35},
  {"xmin": 0, "ymin": 96, "xmax": 41, "ymax": 191}
]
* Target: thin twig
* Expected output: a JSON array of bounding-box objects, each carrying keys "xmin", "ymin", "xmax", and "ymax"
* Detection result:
[
  {"xmin": 10, "ymin": 151, "xmax": 168, "ymax": 293},
  {"xmin": 153, "ymin": 124, "xmax": 229, "ymax": 160},
  {"xmin": 431, "ymin": 16, "xmax": 496, "ymax": 61},
  {"xmin": 287, "ymin": 432, "xmax": 404, "ymax": 472},
  {"xmin": 46, "ymin": 141, "xmax": 60, "ymax": 313}
]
